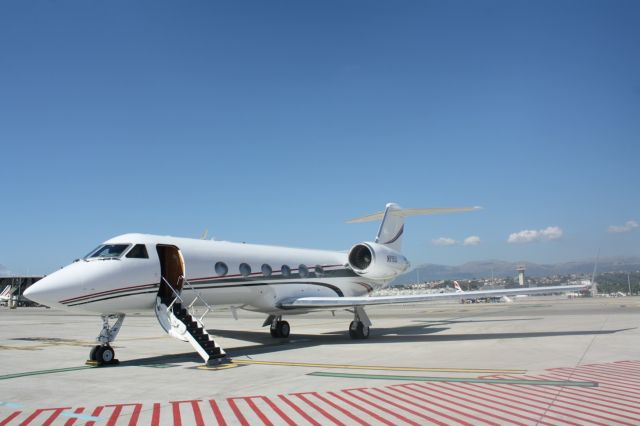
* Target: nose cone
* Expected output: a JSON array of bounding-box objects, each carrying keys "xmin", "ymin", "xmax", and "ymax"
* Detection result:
[
  {"xmin": 23, "ymin": 265, "xmax": 84, "ymax": 309},
  {"xmin": 22, "ymin": 282, "xmax": 43, "ymax": 303},
  {"xmin": 23, "ymin": 275, "xmax": 63, "ymax": 308}
]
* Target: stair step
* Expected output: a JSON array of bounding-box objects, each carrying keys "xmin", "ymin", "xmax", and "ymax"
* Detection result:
[{"xmin": 207, "ymin": 347, "xmax": 222, "ymax": 356}]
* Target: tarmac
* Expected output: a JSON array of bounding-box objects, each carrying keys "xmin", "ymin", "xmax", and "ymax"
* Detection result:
[{"xmin": 1, "ymin": 296, "xmax": 639, "ymax": 425}]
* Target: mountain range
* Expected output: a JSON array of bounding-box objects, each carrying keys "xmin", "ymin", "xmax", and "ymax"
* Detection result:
[{"xmin": 392, "ymin": 256, "xmax": 640, "ymax": 285}]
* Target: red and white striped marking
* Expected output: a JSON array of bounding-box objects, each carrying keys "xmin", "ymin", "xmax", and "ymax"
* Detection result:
[{"xmin": 2, "ymin": 360, "xmax": 639, "ymax": 425}]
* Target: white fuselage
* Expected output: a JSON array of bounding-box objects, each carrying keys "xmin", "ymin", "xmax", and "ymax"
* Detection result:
[{"xmin": 25, "ymin": 233, "xmax": 386, "ymax": 315}]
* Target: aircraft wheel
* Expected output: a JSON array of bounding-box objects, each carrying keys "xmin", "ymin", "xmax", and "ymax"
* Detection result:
[
  {"xmin": 359, "ymin": 324, "xmax": 370, "ymax": 339},
  {"xmin": 89, "ymin": 345, "xmax": 100, "ymax": 361},
  {"xmin": 270, "ymin": 326, "xmax": 280, "ymax": 338},
  {"xmin": 349, "ymin": 321, "xmax": 358, "ymax": 339},
  {"xmin": 96, "ymin": 346, "xmax": 115, "ymax": 364},
  {"xmin": 349, "ymin": 321, "xmax": 369, "ymax": 339},
  {"xmin": 277, "ymin": 321, "xmax": 290, "ymax": 338}
]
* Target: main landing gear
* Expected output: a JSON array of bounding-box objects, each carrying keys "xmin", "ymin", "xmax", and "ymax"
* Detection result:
[
  {"xmin": 264, "ymin": 307, "xmax": 372, "ymax": 341},
  {"xmin": 268, "ymin": 315, "xmax": 290, "ymax": 338},
  {"xmin": 348, "ymin": 306, "xmax": 371, "ymax": 340},
  {"xmin": 87, "ymin": 314, "xmax": 125, "ymax": 366}
]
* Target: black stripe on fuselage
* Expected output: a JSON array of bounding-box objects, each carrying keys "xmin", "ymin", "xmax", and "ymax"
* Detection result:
[
  {"xmin": 66, "ymin": 290, "xmax": 159, "ymax": 307},
  {"xmin": 64, "ymin": 281, "xmax": 345, "ymax": 307},
  {"xmin": 61, "ymin": 283, "xmax": 158, "ymax": 304},
  {"xmin": 188, "ymin": 268, "xmax": 358, "ymax": 284},
  {"xmin": 62, "ymin": 268, "xmax": 358, "ymax": 306},
  {"xmin": 189, "ymin": 281, "xmax": 344, "ymax": 297}
]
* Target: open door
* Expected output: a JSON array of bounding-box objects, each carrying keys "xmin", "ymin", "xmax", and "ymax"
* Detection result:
[{"xmin": 156, "ymin": 245, "xmax": 185, "ymax": 300}]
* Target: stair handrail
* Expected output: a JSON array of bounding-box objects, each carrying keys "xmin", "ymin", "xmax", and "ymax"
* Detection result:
[
  {"xmin": 179, "ymin": 275, "xmax": 214, "ymax": 323},
  {"xmin": 161, "ymin": 276, "xmax": 184, "ymax": 312}
]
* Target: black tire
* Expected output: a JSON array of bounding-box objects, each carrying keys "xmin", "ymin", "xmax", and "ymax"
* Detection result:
[
  {"xmin": 270, "ymin": 326, "xmax": 280, "ymax": 338},
  {"xmin": 278, "ymin": 321, "xmax": 290, "ymax": 338},
  {"xmin": 359, "ymin": 324, "xmax": 370, "ymax": 339},
  {"xmin": 89, "ymin": 345, "xmax": 100, "ymax": 361},
  {"xmin": 349, "ymin": 321, "xmax": 370, "ymax": 339},
  {"xmin": 96, "ymin": 346, "xmax": 115, "ymax": 364},
  {"xmin": 349, "ymin": 321, "xmax": 358, "ymax": 339}
]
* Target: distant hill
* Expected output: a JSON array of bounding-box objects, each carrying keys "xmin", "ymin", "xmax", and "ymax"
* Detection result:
[{"xmin": 392, "ymin": 257, "xmax": 640, "ymax": 285}]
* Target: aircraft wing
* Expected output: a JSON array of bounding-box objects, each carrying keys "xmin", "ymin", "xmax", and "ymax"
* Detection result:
[{"xmin": 279, "ymin": 283, "xmax": 591, "ymax": 309}]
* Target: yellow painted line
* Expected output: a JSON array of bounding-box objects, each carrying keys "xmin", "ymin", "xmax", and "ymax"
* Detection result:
[
  {"xmin": 231, "ymin": 359, "xmax": 526, "ymax": 374},
  {"xmin": 196, "ymin": 363, "xmax": 240, "ymax": 371}
]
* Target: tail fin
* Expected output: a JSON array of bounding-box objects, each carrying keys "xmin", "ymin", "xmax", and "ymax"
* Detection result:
[
  {"xmin": 347, "ymin": 203, "xmax": 481, "ymax": 252},
  {"xmin": 454, "ymin": 281, "xmax": 464, "ymax": 293}
]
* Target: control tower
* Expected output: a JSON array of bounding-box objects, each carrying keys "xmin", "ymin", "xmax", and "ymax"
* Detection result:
[{"xmin": 517, "ymin": 265, "xmax": 526, "ymax": 287}]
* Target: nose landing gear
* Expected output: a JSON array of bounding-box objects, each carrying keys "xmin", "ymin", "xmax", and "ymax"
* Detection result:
[
  {"xmin": 86, "ymin": 314, "xmax": 125, "ymax": 366},
  {"xmin": 89, "ymin": 344, "xmax": 117, "ymax": 365}
]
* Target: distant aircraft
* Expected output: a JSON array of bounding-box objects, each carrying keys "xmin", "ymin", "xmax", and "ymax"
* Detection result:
[
  {"xmin": 0, "ymin": 285, "xmax": 13, "ymax": 305},
  {"xmin": 24, "ymin": 203, "xmax": 590, "ymax": 365}
]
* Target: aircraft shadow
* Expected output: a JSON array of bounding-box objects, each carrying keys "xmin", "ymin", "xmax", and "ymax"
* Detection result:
[
  {"xmin": 117, "ymin": 323, "xmax": 634, "ymax": 367},
  {"xmin": 221, "ymin": 327, "xmax": 633, "ymax": 358}
]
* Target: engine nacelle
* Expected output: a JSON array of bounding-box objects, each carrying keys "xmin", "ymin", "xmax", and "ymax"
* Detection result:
[{"xmin": 347, "ymin": 242, "xmax": 410, "ymax": 281}]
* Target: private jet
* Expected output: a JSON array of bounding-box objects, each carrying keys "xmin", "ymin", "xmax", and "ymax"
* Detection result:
[{"xmin": 24, "ymin": 203, "xmax": 590, "ymax": 365}]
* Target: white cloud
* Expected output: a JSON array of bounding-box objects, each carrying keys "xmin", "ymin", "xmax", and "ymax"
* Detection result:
[
  {"xmin": 608, "ymin": 220, "xmax": 638, "ymax": 234},
  {"xmin": 432, "ymin": 237, "xmax": 457, "ymax": 246},
  {"xmin": 463, "ymin": 235, "xmax": 481, "ymax": 246},
  {"xmin": 507, "ymin": 226, "xmax": 563, "ymax": 244},
  {"xmin": 540, "ymin": 226, "xmax": 563, "ymax": 240}
]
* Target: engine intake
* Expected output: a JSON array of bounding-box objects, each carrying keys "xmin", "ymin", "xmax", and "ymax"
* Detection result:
[
  {"xmin": 347, "ymin": 242, "xmax": 409, "ymax": 280},
  {"xmin": 348, "ymin": 244, "xmax": 373, "ymax": 270}
]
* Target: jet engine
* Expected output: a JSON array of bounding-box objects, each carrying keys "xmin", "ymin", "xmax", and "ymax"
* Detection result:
[{"xmin": 347, "ymin": 242, "xmax": 410, "ymax": 280}]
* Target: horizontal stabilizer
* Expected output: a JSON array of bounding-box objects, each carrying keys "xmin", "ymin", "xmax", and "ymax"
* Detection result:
[{"xmin": 346, "ymin": 206, "xmax": 481, "ymax": 223}]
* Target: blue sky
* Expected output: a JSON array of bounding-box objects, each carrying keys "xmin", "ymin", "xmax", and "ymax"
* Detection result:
[{"xmin": 1, "ymin": 1, "xmax": 639, "ymax": 275}]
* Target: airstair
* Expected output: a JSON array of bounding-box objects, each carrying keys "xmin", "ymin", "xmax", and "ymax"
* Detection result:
[{"xmin": 155, "ymin": 276, "xmax": 226, "ymax": 364}]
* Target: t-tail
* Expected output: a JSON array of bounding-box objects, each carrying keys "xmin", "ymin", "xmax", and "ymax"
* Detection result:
[
  {"xmin": 347, "ymin": 203, "xmax": 481, "ymax": 252},
  {"xmin": 345, "ymin": 203, "xmax": 480, "ymax": 281}
]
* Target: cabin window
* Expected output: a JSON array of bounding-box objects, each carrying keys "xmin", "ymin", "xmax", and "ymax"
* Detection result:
[
  {"xmin": 298, "ymin": 264, "xmax": 309, "ymax": 278},
  {"xmin": 215, "ymin": 262, "xmax": 228, "ymax": 276},
  {"xmin": 86, "ymin": 244, "xmax": 130, "ymax": 259},
  {"xmin": 239, "ymin": 263, "xmax": 251, "ymax": 277},
  {"xmin": 126, "ymin": 244, "xmax": 149, "ymax": 259},
  {"xmin": 261, "ymin": 264, "xmax": 272, "ymax": 277},
  {"xmin": 315, "ymin": 265, "xmax": 325, "ymax": 276},
  {"xmin": 281, "ymin": 265, "xmax": 291, "ymax": 277}
]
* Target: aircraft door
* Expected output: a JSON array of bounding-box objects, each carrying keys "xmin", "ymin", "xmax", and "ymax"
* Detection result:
[{"xmin": 156, "ymin": 245, "xmax": 185, "ymax": 300}]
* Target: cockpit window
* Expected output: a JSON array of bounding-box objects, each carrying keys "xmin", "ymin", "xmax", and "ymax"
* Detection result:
[
  {"xmin": 126, "ymin": 244, "xmax": 148, "ymax": 259},
  {"xmin": 86, "ymin": 244, "xmax": 130, "ymax": 259}
]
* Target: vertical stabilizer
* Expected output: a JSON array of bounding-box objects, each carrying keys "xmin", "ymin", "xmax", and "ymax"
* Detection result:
[{"xmin": 375, "ymin": 203, "xmax": 405, "ymax": 251}]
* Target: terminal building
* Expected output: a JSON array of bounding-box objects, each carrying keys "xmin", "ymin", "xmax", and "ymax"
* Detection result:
[{"xmin": 0, "ymin": 276, "xmax": 43, "ymax": 307}]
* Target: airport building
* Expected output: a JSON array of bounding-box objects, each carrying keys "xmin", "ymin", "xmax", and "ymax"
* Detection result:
[{"xmin": 0, "ymin": 276, "xmax": 43, "ymax": 307}]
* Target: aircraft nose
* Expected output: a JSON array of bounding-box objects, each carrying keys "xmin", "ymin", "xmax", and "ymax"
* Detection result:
[
  {"xmin": 23, "ymin": 278, "xmax": 56, "ymax": 306},
  {"xmin": 23, "ymin": 271, "xmax": 78, "ymax": 309}
]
